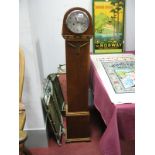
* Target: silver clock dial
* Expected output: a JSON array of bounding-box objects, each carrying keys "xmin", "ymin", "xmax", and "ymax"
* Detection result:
[{"xmin": 66, "ymin": 10, "xmax": 89, "ymax": 34}]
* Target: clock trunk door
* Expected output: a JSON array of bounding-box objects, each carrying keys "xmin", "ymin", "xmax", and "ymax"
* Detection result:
[{"xmin": 66, "ymin": 41, "xmax": 90, "ymax": 112}]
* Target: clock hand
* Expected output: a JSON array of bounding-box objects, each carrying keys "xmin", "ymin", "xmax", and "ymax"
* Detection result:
[{"xmin": 75, "ymin": 17, "xmax": 79, "ymax": 23}]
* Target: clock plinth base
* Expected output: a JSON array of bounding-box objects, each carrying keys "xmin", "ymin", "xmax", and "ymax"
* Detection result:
[
  {"xmin": 65, "ymin": 112, "xmax": 91, "ymax": 143},
  {"xmin": 66, "ymin": 137, "xmax": 91, "ymax": 143}
]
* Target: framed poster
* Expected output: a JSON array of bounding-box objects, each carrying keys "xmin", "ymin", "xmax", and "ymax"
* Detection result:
[{"xmin": 93, "ymin": 0, "xmax": 125, "ymax": 54}]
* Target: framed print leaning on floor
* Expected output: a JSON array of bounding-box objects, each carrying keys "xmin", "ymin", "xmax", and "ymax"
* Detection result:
[{"xmin": 93, "ymin": 0, "xmax": 125, "ymax": 54}]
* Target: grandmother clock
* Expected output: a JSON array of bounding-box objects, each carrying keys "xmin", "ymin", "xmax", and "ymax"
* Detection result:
[{"xmin": 62, "ymin": 7, "xmax": 93, "ymax": 142}]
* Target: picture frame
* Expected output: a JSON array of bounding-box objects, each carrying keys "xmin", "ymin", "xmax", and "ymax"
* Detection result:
[
  {"xmin": 41, "ymin": 78, "xmax": 64, "ymax": 145},
  {"xmin": 93, "ymin": 0, "xmax": 125, "ymax": 54},
  {"xmin": 47, "ymin": 73, "xmax": 65, "ymax": 112}
]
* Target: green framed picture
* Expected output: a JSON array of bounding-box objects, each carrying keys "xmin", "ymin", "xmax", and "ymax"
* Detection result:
[{"xmin": 93, "ymin": 0, "xmax": 125, "ymax": 54}]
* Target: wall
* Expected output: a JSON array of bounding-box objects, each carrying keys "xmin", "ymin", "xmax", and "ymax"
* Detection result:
[
  {"xmin": 27, "ymin": 0, "xmax": 92, "ymax": 78},
  {"xmin": 124, "ymin": 0, "xmax": 135, "ymax": 51},
  {"xmin": 19, "ymin": 0, "xmax": 48, "ymax": 147},
  {"xmin": 27, "ymin": 0, "xmax": 135, "ymax": 78}
]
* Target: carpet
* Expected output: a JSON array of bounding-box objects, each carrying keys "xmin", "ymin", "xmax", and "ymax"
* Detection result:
[{"xmin": 29, "ymin": 107, "xmax": 106, "ymax": 155}]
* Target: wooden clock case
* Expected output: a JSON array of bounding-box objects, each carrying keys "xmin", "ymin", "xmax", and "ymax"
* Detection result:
[{"xmin": 62, "ymin": 7, "xmax": 93, "ymax": 142}]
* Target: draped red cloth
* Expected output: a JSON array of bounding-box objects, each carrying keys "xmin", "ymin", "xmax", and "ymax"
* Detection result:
[{"xmin": 90, "ymin": 57, "xmax": 135, "ymax": 155}]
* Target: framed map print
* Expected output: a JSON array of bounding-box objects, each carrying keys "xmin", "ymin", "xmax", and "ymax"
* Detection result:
[{"xmin": 93, "ymin": 0, "xmax": 125, "ymax": 54}]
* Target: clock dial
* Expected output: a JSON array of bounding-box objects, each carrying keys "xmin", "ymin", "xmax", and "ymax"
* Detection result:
[{"xmin": 66, "ymin": 10, "xmax": 89, "ymax": 34}]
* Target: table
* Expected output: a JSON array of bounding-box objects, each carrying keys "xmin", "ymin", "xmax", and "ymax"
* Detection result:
[{"xmin": 90, "ymin": 54, "xmax": 135, "ymax": 155}]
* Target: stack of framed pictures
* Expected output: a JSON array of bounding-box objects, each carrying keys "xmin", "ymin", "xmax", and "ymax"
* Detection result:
[
  {"xmin": 93, "ymin": 0, "xmax": 125, "ymax": 54},
  {"xmin": 42, "ymin": 73, "xmax": 65, "ymax": 145}
]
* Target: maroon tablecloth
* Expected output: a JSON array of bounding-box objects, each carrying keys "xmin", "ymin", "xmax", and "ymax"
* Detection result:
[{"xmin": 90, "ymin": 58, "xmax": 135, "ymax": 155}]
